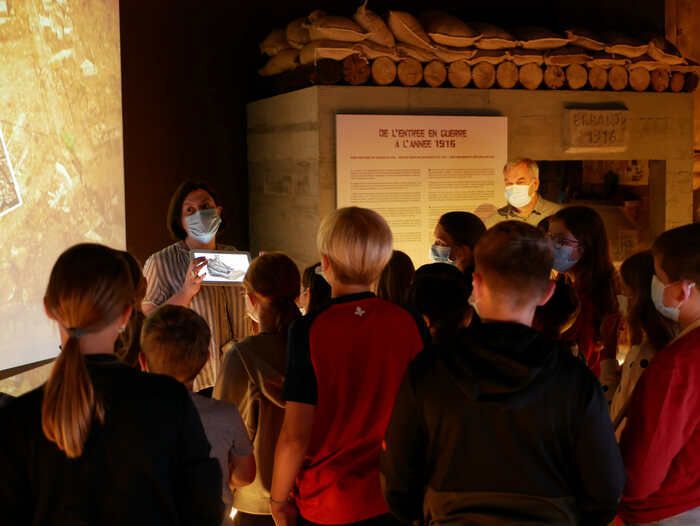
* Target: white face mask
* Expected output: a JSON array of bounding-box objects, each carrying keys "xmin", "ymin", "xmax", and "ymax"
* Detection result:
[
  {"xmin": 185, "ymin": 209, "xmax": 221, "ymax": 243},
  {"xmin": 651, "ymin": 275, "xmax": 695, "ymax": 322},
  {"xmin": 504, "ymin": 184, "xmax": 532, "ymax": 209}
]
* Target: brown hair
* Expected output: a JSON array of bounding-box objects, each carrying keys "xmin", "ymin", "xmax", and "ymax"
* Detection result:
[
  {"xmin": 244, "ymin": 252, "xmax": 301, "ymax": 337},
  {"xmin": 114, "ymin": 250, "xmax": 146, "ymax": 367},
  {"xmin": 550, "ymin": 206, "xmax": 618, "ymax": 327},
  {"xmin": 166, "ymin": 180, "xmax": 224, "ymax": 241},
  {"xmin": 377, "ymin": 250, "xmax": 415, "ymax": 305},
  {"xmin": 652, "ymin": 223, "xmax": 700, "ymax": 284},
  {"xmin": 317, "ymin": 207, "xmax": 393, "ymax": 286},
  {"xmin": 438, "ymin": 212, "xmax": 485, "ymax": 249},
  {"xmin": 42, "ymin": 244, "xmax": 136, "ymax": 458},
  {"xmin": 620, "ymin": 251, "xmax": 675, "ymax": 350},
  {"xmin": 140, "ymin": 305, "xmax": 211, "ymax": 382},
  {"xmin": 301, "ymin": 263, "xmax": 331, "ymax": 314},
  {"xmin": 475, "ymin": 221, "xmax": 554, "ymax": 306}
]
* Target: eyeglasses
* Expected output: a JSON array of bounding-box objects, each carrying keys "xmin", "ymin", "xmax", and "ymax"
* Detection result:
[{"xmin": 548, "ymin": 233, "xmax": 580, "ymax": 249}]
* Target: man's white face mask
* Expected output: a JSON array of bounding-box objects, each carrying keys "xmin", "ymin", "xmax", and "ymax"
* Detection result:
[{"xmin": 504, "ymin": 184, "xmax": 532, "ymax": 208}]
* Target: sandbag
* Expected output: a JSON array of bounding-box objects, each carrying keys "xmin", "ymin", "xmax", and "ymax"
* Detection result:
[
  {"xmin": 516, "ymin": 27, "xmax": 569, "ymax": 50},
  {"xmin": 259, "ymin": 48, "xmax": 299, "ymax": 76},
  {"xmin": 469, "ymin": 49, "xmax": 509, "ymax": 65},
  {"xmin": 648, "ymin": 37, "xmax": 686, "ymax": 66},
  {"xmin": 509, "ymin": 48, "xmax": 544, "ymax": 66},
  {"xmin": 421, "ymin": 11, "xmax": 480, "ymax": 48},
  {"xmin": 299, "ymin": 40, "xmax": 360, "ymax": 66},
  {"xmin": 397, "ymin": 43, "xmax": 437, "ymax": 63},
  {"xmin": 603, "ymin": 33, "xmax": 648, "ymax": 58},
  {"xmin": 354, "ymin": 0, "xmax": 395, "ymax": 48},
  {"xmin": 472, "ymin": 23, "xmax": 517, "ymax": 50},
  {"xmin": 388, "ymin": 11, "xmax": 434, "ymax": 50},
  {"xmin": 260, "ymin": 29, "xmax": 291, "ymax": 56},
  {"xmin": 286, "ymin": 18, "xmax": 310, "ymax": 49},
  {"xmin": 307, "ymin": 16, "xmax": 367, "ymax": 43},
  {"xmin": 565, "ymin": 28, "xmax": 606, "ymax": 51},
  {"xmin": 544, "ymin": 45, "xmax": 591, "ymax": 66},
  {"xmin": 587, "ymin": 51, "xmax": 628, "ymax": 68},
  {"xmin": 433, "ymin": 45, "xmax": 476, "ymax": 63},
  {"xmin": 354, "ymin": 41, "xmax": 400, "ymax": 61},
  {"xmin": 628, "ymin": 54, "xmax": 667, "ymax": 71}
]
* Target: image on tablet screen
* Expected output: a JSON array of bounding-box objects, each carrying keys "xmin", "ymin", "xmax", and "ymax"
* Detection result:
[{"xmin": 192, "ymin": 251, "xmax": 250, "ymax": 284}]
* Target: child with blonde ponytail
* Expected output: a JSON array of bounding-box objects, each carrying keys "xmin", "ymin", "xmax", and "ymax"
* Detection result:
[{"xmin": 0, "ymin": 243, "xmax": 223, "ymax": 526}]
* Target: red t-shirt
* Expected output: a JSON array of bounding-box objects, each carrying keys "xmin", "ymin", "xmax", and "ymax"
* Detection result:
[
  {"xmin": 284, "ymin": 293, "xmax": 423, "ymax": 524},
  {"xmin": 619, "ymin": 325, "xmax": 700, "ymax": 523}
]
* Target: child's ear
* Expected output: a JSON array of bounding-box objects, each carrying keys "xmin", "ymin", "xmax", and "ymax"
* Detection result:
[
  {"xmin": 137, "ymin": 352, "xmax": 148, "ymax": 373},
  {"xmin": 538, "ymin": 279, "xmax": 557, "ymax": 307}
]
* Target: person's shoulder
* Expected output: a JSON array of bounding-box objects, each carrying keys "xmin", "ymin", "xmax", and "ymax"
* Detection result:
[
  {"xmin": 538, "ymin": 197, "xmax": 562, "ymax": 214},
  {"xmin": 191, "ymin": 391, "xmax": 235, "ymax": 417},
  {"xmin": 127, "ymin": 369, "xmax": 191, "ymax": 405},
  {"xmin": 146, "ymin": 241, "xmax": 184, "ymax": 263},
  {"xmin": 649, "ymin": 328, "xmax": 700, "ymax": 372}
]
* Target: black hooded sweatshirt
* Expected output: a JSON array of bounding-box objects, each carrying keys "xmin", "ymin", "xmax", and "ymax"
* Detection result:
[{"xmin": 381, "ymin": 322, "xmax": 625, "ymax": 526}]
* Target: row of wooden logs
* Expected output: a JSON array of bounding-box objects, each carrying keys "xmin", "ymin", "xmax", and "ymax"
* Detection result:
[{"xmin": 274, "ymin": 56, "xmax": 699, "ymax": 93}]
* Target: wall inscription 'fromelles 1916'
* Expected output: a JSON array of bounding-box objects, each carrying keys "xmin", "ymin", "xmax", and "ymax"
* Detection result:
[{"xmin": 564, "ymin": 109, "xmax": 630, "ymax": 153}]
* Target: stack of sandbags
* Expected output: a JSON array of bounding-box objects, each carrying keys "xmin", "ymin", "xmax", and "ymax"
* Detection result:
[{"xmin": 257, "ymin": 6, "xmax": 700, "ymax": 93}]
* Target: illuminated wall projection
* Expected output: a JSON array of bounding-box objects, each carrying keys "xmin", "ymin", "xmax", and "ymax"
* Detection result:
[{"xmin": 0, "ymin": 0, "xmax": 125, "ymax": 371}]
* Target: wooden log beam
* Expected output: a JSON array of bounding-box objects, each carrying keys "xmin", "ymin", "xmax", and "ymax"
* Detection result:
[
  {"xmin": 472, "ymin": 62, "xmax": 496, "ymax": 89},
  {"xmin": 629, "ymin": 68, "xmax": 651, "ymax": 92},
  {"xmin": 397, "ymin": 58, "xmax": 423, "ymax": 86},
  {"xmin": 342, "ymin": 55, "xmax": 370, "ymax": 85},
  {"xmin": 447, "ymin": 61, "xmax": 471, "ymax": 88},
  {"xmin": 496, "ymin": 62, "xmax": 518, "ymax": 89},
  {"xmin": 371, "ymin": 57, "xmax": 397, "ymax": 86},
  {"xmin": 518, "ymin": 63, "xmax": 543, "ymax": 90},
  {"xmin": 608, "ymin": 65, "xmax": 629, "ymax": 91},
  {"xmin": 424, "ymin": 60, "xmax": 447, "ymax": 87},
  {"xmin": 588, "ymin": 66, "xmax": 608, "ymax": 90},
  {"xmin": 566, "ymin": 64, "xmax": 587, "ymax": 90},
  {"xmin": 544, "ymin": 65, "xmax": 565, "ymax": 89}
]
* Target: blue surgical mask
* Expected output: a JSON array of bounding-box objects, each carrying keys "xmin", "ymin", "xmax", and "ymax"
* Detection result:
[
  {"xmin": 430, "ymin": 244, "xmax": 453, "ymax": 265},
  {"xmin": 651, "ymin": 275, "xmax": 683, "ymax": 322},
  {"xmin": 552, "ymin": 245, "xmax": 579, "ymax": 273},
  {"xmin": 185, "ymin": 209, "xmax": 221, "ymax": 243}
]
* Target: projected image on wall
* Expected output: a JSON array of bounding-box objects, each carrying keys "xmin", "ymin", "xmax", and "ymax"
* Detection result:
[{"xmin": 0, "ymin": 0, "xmax": 125, "ymax": 373}]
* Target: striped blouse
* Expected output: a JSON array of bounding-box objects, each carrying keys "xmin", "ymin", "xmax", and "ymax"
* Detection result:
[{"xmin": 143, "ymin": 241, "xmax": 249, "ymax": 390}]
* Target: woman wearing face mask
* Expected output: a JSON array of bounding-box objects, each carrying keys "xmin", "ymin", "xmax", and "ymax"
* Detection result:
[
  {"xmin": 610, "ymin": 251, "xmax": 676, "ymax": 438},
  {"xmin": 142, "ymin": 181, "xmax": 247, "ymax": 391},
  {"xmin": 214, "ymin": 253, "xmax": 301, "ymax": 526},
  {"xmin": 431, "ymin": 212, "xmax": 486, "ymax": 277},
  {"xmin": 547, "ymin": 206, "xmax": 620, "ymax": 380}
]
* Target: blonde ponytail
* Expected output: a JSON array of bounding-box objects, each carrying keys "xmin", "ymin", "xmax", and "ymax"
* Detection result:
[
  {"xmin": 41, "ymin": 335, "xmax": 104, "ymax": 458},
  {"xmin": 41, "ymin": 243, "xmax": 134, "ymax": 459}
]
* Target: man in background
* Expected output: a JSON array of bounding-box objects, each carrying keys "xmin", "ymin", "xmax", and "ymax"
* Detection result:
[{"xmin": 485, "ymin": 158, "xmax": 561, "ymax": 227}]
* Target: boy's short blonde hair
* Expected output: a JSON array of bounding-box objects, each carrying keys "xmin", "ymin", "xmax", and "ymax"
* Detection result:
[{"xmin": 317, "ymin": 207, "xmax": 393, "ymax": 286}]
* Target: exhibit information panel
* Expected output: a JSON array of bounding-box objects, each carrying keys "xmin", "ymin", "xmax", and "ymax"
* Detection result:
[{"xmin": 336, "ymin": 114, "xmax": 508, "ymax": 267}]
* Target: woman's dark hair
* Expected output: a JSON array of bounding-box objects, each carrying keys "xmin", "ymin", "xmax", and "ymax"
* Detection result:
[
  {"xmin": 377, "ymin": 250, "xmax": 415, "ymax": 305},
  {"xmin": 533, "ymin": 275, "xmax": 580, "ymax": 339},
  {"xmin": 408, "ymin": 263, "xmax": 471, "ymax": 344},
  {"xmin": 551, "ymin": 206, "xmax": 618, "ymax": 328},
  {"xmin": 244, "ymin": 252, "xmax": 301, "ymax": 339},
  {"xmin": 166, "ymin": 180, "xmax": 225, "ymax": 241},
  {"xmin": 301, "ymin": 263, "xmax": 331, "ymax": 314},
  {"xmin": 620, "ymin": 251, "xmax": 675, "ymax": 350},
  {"xmin": 114, "ymin": 251, "xmax": 146, "ymax": 367},
  {"xmin": 438, "ymin": 212, "xmax": 486, "ymax": 249}
]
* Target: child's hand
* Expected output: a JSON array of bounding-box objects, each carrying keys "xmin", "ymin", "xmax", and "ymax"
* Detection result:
[{"xmin": 271, "ymin": 499, "xmax": 297, "ymax": 526}]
